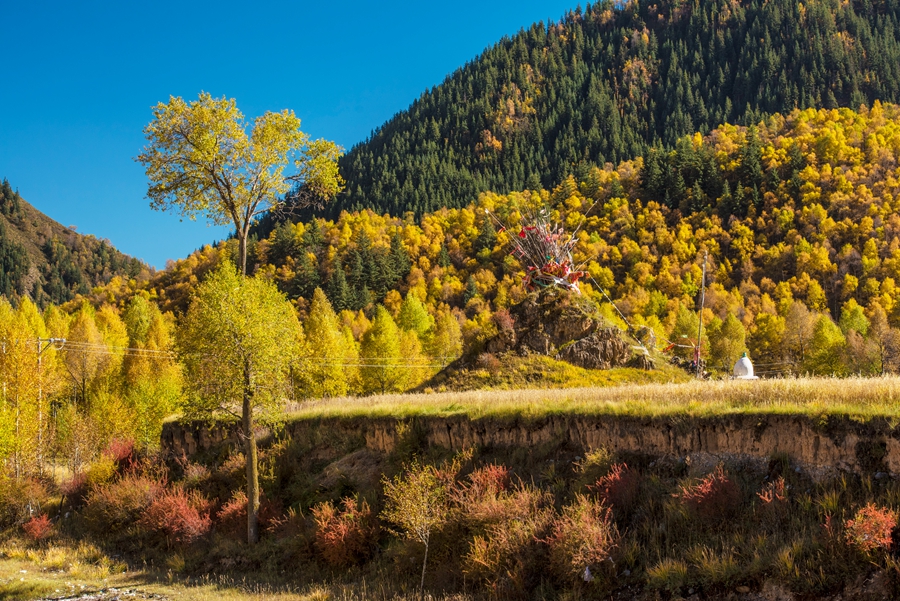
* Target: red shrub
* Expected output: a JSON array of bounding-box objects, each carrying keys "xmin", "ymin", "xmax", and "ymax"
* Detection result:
[
  {"xmin": 676, "ymin": 466, "xmax": 740, "ymax": 522},
  {"xmin": 590, "ymin": 463, "xmax": 641, "ymax": 511},
  {"xmin": 215, "ymin": 490, "xmax": 282, "ymax": 539},
  {"xmin": 22, "ymin": 514, "xmax": 52, "ymax": 542},
  {"xmin": 138, "ymin": 488, "xmax": 211, "ymax": 547},
  {"xmin": 311, "ymin": 497, "xmax": 378, "ymax": 568},
  {"xmin": 845, "ymin": 504, "xmax": 897, "ymax": 554},
  {"xmin": 546, "ymin": 495, "xmax": 620, "ymax": 583},
  {"xmin": 103, "ymin": 438, "xmax": 135, "ymax": 469}
]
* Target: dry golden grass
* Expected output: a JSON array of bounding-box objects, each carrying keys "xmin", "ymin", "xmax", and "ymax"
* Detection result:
[
  {"xmin": 0, "ymin": 546, "xmax": 472, "ymax": 601},
  {"xmin": 284, "ymin": 376, "xmax": 900, "ymax": 421}
]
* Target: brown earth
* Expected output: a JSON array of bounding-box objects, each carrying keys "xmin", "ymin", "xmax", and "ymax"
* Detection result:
[{"xmin": 162, "ymin": 412, "xmax": 900, "ymax": 479}]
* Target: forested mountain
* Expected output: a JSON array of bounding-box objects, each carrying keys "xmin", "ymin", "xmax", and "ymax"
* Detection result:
[
  {"xmin": 0, "ymin": 179, "xmax": 149, "ymax": 306},
  {"xmin": 91, "ymin": 104, "xmax": 900, "ymax": 378},
  {"xmin": 328, "ymin": 0, "xmax": 900, "ymax": 218}
]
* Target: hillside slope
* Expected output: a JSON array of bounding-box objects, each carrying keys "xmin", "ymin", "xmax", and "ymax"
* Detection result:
[
  {"xmin": 0, "ymin": 179, "xmax": 148, "ymax": 306},
  {"xmin": 91, "ymin": 104, "xmax": 900, "ymax": 378},
  {"xmin": 327, "ymin": 0, "xmax": 900, "ymax": 218}
]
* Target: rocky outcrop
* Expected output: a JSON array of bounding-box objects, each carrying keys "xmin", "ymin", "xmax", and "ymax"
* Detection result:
[
  {"xmin": 484, "ymin": 289, "xmax": 643, "ymax": 369},
  {"xmin": 162, "ymin": 413, "xmax": 900, "ymax": 478}
]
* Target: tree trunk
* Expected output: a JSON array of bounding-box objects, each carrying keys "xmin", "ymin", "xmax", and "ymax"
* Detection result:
[
  {"xmin": 243, "ymin": 365, "xmax": 259, "ymax": 544},
  {"xmin": 239, "ymin": 233, "xmax": 248, "ymax": 277},
  {"xmin": 420, "ymin": 537, "xmax": 429, "ymax": 598}
]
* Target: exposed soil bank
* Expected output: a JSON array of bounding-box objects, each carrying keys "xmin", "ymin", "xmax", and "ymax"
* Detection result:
[{"xmin": 162, "ymin": 413, "xmax": 900, "ymax": 476}]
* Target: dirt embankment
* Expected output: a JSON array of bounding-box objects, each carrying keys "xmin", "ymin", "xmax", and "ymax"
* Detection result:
[{"xmin": 161, "ymin": 413, "xmax": 900, "ymax": 477}]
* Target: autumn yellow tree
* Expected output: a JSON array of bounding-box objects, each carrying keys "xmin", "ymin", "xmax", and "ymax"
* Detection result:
[
  {"xmin": 300, "ymin": 288, "xmax": 352, "ymax": 398},
  {"xmin": 136, "ymin": 92, "xmax": 344, "ymax": 275},
  {"xmin": 0, "ymin": 299, "xmax": 56, "ymax": 478},
  {"xmin": 178, "ymin": 262, "xmax": 302, "ymax": 543}
]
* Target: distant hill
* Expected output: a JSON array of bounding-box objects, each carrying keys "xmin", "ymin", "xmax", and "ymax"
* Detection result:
[
  {"xmin": 325, "ymin": 0, "xmax": 900, "ymax": 218},
  {"xmin": 0, "ymin": 179, "xmax": 148, "ymax": 306}
]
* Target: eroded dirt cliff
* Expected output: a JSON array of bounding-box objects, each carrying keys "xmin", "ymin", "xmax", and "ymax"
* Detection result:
[{"xmin": 162, "ymin": 412, "xmax": 900, "ymax": 478}]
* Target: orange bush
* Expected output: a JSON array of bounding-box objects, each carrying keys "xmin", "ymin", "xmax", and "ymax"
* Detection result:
[
  {"xmin": 845, "ymin": 504, "xmax": 897, "ymax": 554},
  {"xmin": 22, "ymin": 514, "xmax": 52, "ymax": 542},
  {"xmin": 311, "ymin": 497, "xmax": 379, "ymax": 567},
  {"xmin": 84, "ymin": 473, "xmax": 166, "ymax": 533}
]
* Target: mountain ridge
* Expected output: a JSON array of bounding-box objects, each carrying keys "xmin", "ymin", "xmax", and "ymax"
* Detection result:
[
  {"xmin": 0, "ymin": 178, "xmax": 149, "ymax": 306},
  {"xmin": 319, "ymin": 0, "xmax": 900, "ymax": 219}
]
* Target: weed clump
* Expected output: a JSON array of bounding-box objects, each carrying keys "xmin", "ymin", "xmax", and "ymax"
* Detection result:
[
  {"xmin": 462, "ymin": 484, "xmax": 554, "ymax": 595},
  {"xmin": 676, "ymin": 466, "xmax": 740, "ymax": 522},
  {"xmin": 546, "ymin": 494, "xmax": 620, "ymax": 584},
  {"xmin": 591, "ymin": 462, "xmax": 640, "ymax": 512}
]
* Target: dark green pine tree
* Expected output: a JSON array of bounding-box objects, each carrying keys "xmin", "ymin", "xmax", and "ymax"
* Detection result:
[
  {"xmin": 0, "ymin": 220, "xmax": 29, "ymax": 298},
  {"xmin": 475, "ymin": 218, "xmax": 497, "ymax": 262},
  {"xmin": 389, "ymin": 232, "xmax": 412, "ymax": 280},
  {"xmin": 438, "ymin": 244, "xmax": 451, "ymax": 268},
  {"xmin": 326, "ymin": 266, "xmax": 352, "ymax": 313},
  {"xmin": 464, "ymin": 275, "xmax": 479, "ymax": 303}
]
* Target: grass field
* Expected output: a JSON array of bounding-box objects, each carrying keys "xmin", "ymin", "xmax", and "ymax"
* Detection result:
[
  {"xmin": 0, "ymin": 541, "xmax": 468, "ymax": 601},
  {"xmin": 284, "ymin": 375, "xmax": 900, "ymax": 422}
]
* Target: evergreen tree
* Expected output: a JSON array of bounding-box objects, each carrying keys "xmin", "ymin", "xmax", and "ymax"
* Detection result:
[{"xmin": 326, "ymin": 267, "xmax": 352, "ymax": 313}]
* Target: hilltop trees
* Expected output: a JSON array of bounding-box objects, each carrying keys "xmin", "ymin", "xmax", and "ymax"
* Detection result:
[
  {"xmin": 136, "ymin": 93, "xmax": 344, "ymax": 275},
  {"xmin": 332, "ymin": 0, "xmax": 900, "ymax": 217},
  {"xmin": 177, "ymin": 262, "xmax": 302, "ymax": 543}
]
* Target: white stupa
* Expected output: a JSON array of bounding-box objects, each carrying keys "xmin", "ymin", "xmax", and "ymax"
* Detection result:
[{"xmin": 733, "ymin": 352, "xmax": 759, "ymax": 380}]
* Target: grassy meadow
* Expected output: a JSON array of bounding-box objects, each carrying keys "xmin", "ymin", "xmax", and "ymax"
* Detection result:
[{"xmin": 285, "ymin": 375, "xmax": 900, "ymax": 422}]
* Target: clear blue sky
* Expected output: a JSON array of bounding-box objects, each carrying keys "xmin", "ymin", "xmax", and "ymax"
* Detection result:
[{"xmin": 0, "ymin": 0, "xmax": 577, "ymax": 269}]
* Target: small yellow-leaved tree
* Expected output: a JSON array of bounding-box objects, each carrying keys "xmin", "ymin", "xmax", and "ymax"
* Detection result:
[{"xmin": 178, "ymin": 262, "xmax": 303, "ymax": 543}]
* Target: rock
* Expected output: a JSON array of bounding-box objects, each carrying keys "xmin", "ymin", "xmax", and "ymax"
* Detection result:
[
  {"xmin": 484, "ymin": 289, "xmax": 640, "ymax": 370},
  {"xmin": 557, "ymin": 328, "xmax": 631, "ymax": 369},
  {"xmin": 736, "ymin": 585, "xmax": 751, "ymax": 593}
]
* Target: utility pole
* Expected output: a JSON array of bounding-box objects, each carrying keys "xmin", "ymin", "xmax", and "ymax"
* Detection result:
[
  {"xmin": 696, "ymin": 250, "xmax": 708, "ymax": 379},
  {"xmin": 36, "ymin": 338, "xmax": 64, "ymax": 476}
]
